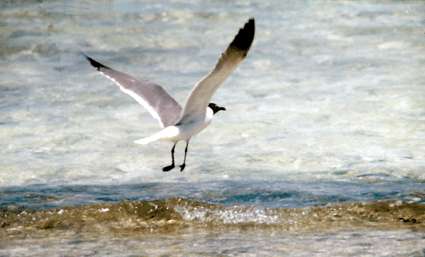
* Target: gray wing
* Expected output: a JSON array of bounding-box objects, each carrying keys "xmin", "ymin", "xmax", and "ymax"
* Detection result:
[
  {"xmin": 179, "ymin": 18, "xmax": 255, "ymax": 123},
  {"xmin": 85, "ymin": 55, "xmax": 182, "ymax": 128}
]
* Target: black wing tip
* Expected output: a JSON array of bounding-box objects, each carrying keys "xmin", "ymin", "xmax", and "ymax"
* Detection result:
[
  {"xmin": 82, "ymin": 53, "xmax": 110, "ymax": 71},
  {"xmin": 230, "ymin": 18, "xmax": 255, "ymax": 52}
]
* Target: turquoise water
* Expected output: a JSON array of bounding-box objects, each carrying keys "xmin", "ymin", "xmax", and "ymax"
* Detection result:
[
  {"xmin": 1, "ymin": 180, "xmax": 424, "ymax": 210},
  {"xmin": 1, "ymin": 0, "xmax": 425, "ymax": 256}
]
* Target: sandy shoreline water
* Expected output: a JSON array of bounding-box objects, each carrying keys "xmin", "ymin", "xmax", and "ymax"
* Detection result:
[
  {"xmin": 1, "ymin": 199, "xmax": 425, "ymax": 256},
  {"xmin": 1, "ymin": 199, "xmax": 424, "ymax": 237}
]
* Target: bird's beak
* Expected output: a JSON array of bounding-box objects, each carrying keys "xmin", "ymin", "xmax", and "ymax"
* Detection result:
[{"xmin": 220, "ymin": 107, "xmax": 226, "ymax": 111}]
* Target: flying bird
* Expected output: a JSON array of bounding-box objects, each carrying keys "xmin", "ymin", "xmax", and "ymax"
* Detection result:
[{"xmin": 85, "ymin": 18, "xmax": 255, "ymax": 172}]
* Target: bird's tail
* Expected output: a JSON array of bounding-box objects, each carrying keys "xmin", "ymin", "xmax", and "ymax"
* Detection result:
[
  {"xmin": 134, "ymin": 134, "xmax": 161, "ymax": 145},
  {"xmin": 134, "ymin": 126, "xmax": 179, "ymax": 145}
]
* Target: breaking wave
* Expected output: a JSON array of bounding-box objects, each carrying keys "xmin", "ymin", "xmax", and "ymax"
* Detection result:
[{"xmin": 1, "ymin": 198, "xmax": 424, "ymax": 238}]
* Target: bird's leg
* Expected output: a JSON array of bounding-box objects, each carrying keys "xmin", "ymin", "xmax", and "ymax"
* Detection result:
[
  {"xmin": 179, "ymin": 140, "xmax": 190, "ymax": 172},
  {"xmin": 162, "ymin": 143, "xmax": 176, "ymax": 172}
]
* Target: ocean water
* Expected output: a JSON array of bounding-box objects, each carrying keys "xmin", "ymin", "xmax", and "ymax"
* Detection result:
[{"xmin": 1, "ymin": 0, "xmax": 425, "ymax": 256}]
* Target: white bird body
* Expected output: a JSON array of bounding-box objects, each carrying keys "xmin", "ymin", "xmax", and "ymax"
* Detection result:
[
  {"xmin": 135, "ymin": 107, "xmax": 214, "ymax": 145},
  {"xmin": 85, "ymin": 18, "xmax": 255, "ymax": 171}
]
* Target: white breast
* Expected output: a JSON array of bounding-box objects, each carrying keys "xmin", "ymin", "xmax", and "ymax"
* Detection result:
[{"xmin": 173, "ymin": 107, "xmax": 214, "ymax": 141}]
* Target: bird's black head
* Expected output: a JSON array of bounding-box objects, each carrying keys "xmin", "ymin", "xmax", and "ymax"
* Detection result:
[{"xmin": 208, "ymin": 103, "xmax": 226, "ymax": 115}]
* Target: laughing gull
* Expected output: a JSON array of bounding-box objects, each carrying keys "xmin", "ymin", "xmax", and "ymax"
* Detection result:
[{"xmin": 85, "ymin": 18, "xmax": 255, "ymax": 171}]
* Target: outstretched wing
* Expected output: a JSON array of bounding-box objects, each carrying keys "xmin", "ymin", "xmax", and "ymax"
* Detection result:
[
  {"xmin": 179, "ymin": 18, "xmax": 255, "ymax": 123},
  {"xmin": 85, "ymin": 55, "xmax": 182, "ymax": 128}
]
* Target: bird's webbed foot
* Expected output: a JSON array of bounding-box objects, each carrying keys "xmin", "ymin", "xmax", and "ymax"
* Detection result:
[
  {"xmin": 162, "ymin": 164, "xmax": 175, "ymax": 172},
  {"xmin": 179, "ymin": 163, "xmax": 186, "ymax": 172}
]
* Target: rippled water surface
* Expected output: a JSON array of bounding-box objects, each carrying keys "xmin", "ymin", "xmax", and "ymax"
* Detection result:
[{"xmin": 1, "ymin": 0, "xmax": 425, "ymax": 256}]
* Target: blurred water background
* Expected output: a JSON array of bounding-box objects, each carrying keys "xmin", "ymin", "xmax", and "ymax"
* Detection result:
[{"xmin": 1, "ymin": 0, "xmax": 425, "ymax": 256}]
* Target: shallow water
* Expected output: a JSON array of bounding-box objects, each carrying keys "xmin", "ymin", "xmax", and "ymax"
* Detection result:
[
  {"xmin": 2, "ymin": 229, "xmax": 424, "ymax": 257},
  {"xmin": 1, "ymin": 0, "xmax": 425, "ymax": 256}
]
